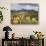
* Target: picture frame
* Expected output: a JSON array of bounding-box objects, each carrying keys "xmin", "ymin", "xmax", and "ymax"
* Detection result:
[{"xmin": 11, "ymin": 3, "xmax": 39, "ymax": 25}]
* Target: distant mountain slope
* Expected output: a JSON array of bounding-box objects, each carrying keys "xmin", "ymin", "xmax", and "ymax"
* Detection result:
[{"xmin": 11, "ymin": 9, "xmax": 38, "ymax": 13}]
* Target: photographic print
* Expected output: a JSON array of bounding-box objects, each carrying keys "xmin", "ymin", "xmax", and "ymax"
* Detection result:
[{"xmin": 11, "ymin": 3, "xmax": 39, "ymax": 24}]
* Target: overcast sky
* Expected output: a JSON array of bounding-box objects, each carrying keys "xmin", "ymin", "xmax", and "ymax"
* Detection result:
[{"xmin": 11, "ymin": 4, "xmax": 39, "ymax": 11}]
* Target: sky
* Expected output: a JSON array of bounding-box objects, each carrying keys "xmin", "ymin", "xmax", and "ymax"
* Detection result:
[{"xmin": 11, "ymin": 3, "xmax": 39, "ymax": 11}]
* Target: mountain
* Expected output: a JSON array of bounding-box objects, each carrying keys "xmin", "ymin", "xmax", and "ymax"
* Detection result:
[{"xmin": 11, "ymin": 9, "xmax": 38, "ymax": 13}]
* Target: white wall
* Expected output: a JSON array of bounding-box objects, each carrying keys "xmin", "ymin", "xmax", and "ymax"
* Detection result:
[{"xmin": 0, "ymin": 0, "xmax": 46, "ymax": 46}]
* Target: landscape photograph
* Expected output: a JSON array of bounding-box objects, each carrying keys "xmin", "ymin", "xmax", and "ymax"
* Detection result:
[{"xmin": 11, "ymin": 3, "xmax": 39, "ymax": 24}]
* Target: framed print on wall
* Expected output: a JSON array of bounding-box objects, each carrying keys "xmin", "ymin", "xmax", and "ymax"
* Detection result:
[{"xmin": 11, "ymin": 3, "xmax": 39, "ymax": 25}]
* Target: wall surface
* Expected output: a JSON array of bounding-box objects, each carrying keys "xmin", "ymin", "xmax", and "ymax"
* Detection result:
[{"xmin": 0, "ymin": 0, "xmax": 46, "ymax": 46}]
